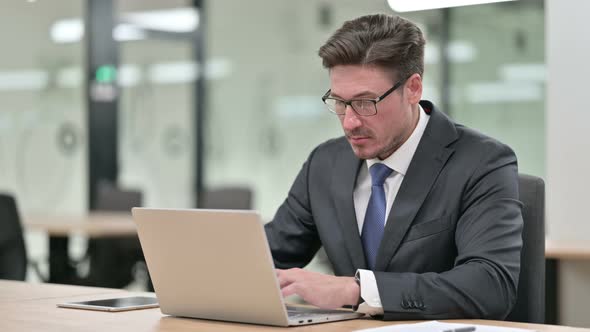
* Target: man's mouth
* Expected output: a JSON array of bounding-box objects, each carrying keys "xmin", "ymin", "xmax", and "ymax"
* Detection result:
[{"xmin": 348, "ymin": 136, "xmax": 370, "ymax": 144}]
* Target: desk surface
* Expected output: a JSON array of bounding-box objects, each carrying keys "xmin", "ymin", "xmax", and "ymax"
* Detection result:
[
  {"xmin": 0, "ymin": 280, "xmax": 125, "ymax": 302},
  {"xmin": 1, "ymin": 281, "xmax": 588, "ymax": 332},
  {"xmin": 545, "ymin": 239, "xmax": 590, "ymax": 260},
  {"xmin": 23, "ymin": 212, "xmax": 136, "ymax": 237}
]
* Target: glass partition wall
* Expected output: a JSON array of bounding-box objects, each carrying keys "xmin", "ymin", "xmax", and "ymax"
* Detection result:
[
  {"xmin": 1, "ymin": 0, "xmax": 545, "ymax": 283},
  {"xmin": 117, "ymin": 0, "xmax": 196, "ymax": 208},
  {"xmin": 0, "ymin": 1, "xmax": 87, "ymax": 281},
  {"xmin": 449, "ymin": 1, "xmax": 545, "ymax": 177}
]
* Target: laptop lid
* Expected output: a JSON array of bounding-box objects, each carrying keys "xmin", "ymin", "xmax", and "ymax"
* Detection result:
[{"xmin": 132, "ymin": 208, "xmax": 290, "ymax": 326}]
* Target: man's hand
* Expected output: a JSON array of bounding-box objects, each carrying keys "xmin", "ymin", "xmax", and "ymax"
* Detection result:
[{"xmin": 276, "ymin": 268, "xmax": 360, "ymax": 309}]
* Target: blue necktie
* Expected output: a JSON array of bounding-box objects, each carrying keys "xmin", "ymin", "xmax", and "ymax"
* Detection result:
[{"xmin": 361, "ymin": 163, "xmax": 393, "ymax": 270}]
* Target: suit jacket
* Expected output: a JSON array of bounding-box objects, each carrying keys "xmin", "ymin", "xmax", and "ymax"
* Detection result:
[{"xmin": 264, "ymin": 100, "xmax": 523, "ymax": 320}]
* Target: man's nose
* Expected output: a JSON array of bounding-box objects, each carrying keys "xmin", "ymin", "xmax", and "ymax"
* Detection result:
[{"xmin": 341, "ymin": 105, "xmax": 362, "ymax": 131}]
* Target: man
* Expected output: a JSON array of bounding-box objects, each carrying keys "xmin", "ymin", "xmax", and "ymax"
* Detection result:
[{"xmin": 264, "ymin": 14, "xmax": 523, "ymax": 320}]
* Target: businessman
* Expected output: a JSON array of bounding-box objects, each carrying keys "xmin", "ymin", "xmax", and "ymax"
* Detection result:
[{"xmin": 264, "ymin": 13, "xmax": 523, "ymax": 320}]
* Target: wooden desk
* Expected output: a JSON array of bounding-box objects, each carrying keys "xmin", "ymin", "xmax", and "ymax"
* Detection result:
[
  {"xmin": 24, "ymin": 212, "xmax": 136, "ymax": 237},
  {"xmin": 544, "ymin": 239, "xmax": 590, "ymax": 325},
  {"xmin": 546, "ymin": 239, "xmax": 590, "ymax": 260},
  {"xmin": 22, "ymin": 212, "xmax": 137, "ymax": 284},
  {"xmin": 1, "ymin": 281, "xmax": 589, "ymax": 332},
  {"xmin": 0, "ymin": 280, "xmax": 125, "ymax": 302}
]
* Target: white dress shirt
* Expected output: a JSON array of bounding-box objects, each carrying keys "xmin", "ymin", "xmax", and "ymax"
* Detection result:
[{"xmin": 353, "ymin": 105, "xmax": 430, "ymax": 315}]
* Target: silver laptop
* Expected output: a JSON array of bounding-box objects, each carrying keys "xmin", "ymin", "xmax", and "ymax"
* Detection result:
[{"xmin": 132, "ymin": 208, "xmax": 363, "ymax": 326}]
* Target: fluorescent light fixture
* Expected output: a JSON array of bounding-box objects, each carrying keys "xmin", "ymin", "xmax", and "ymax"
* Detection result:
[
  {"xmin": 123, "ymin": 8, "xmax": 199, "ymax": 33},
  {"xmin": 388, "ymin": 0, "xmax": 517, "ymax": 12},
  {"xmin": 51, "ymin": 7, "xmax": 198, "ymax": 44},
  {"xmin": 204, "ymin": 58, "xmax": 233, "ymax": 79},
  {"xmin": 424, "ymin": 41, "xmax": 477, "ymax": 64},
  {"xmin": 52, "ymin": 19, "xmax": 146, "ymax": 43},
  {"xmin": 50, "ymin": 19, "xmax": 83, "ymax": 43},
  {"xmin": 276, "ymin": 96, "xmax": 325, "ymax": 118},
  {"xmin": 467, "ymin": 81, "xmax": 541, "ymax": 104},
  {"xmin": 148, "ymin": 62, "xmax": 198, "ymax": 84},
  {"xmin": 56, "ymin": 67, "xmax": 82, "ymax": 88},
  {"xmin": 500, "ymin": 63, "xmax": 546, "ymax": 82},
  {"xmin": 0, "ymin": 70, "xmax": 48, "ymax": 91},
  {"xmin": 447, "ymin": 41, "xmax": 477, "ymax": 63},
  {"xmin": 424, "ymin": 44, "xmax": 440, "ymax": 65},
  {"xmin": 118, "ymin": 65, "xmax": 142, "ymax": 87},
  {"xmin": 148, "ymin": 59, "xmax": 232, "ymax": 84},
  {"xmin": 113, "ymin": 24, "xmax": 146, "ymax": 42}
]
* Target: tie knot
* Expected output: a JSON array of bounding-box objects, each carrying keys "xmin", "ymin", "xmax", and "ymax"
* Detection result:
[{"xmin": 369, "ymin": 163, "xmax": 393, "ymax": 186}]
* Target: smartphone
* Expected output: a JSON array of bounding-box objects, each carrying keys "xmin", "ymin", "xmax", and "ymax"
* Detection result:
[{"xmin": 57, "ymin": 296, "xmax": 159, "ymax": 312}]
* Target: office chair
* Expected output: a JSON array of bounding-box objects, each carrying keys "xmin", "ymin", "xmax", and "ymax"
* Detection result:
[
  {"xmin": 200, "ymin": 186, "xmax": 253, "ymax": 210},
  {"xmin": 0, "ymin": 193, "xmax": 28, "ymax": 281},
  {"xmin": 82, "ymin": 181, "xmax": 144, "ymax": 288},
  {"xmin": 506, "ymin": 174, "xmax": 545, "ymax": 323}
]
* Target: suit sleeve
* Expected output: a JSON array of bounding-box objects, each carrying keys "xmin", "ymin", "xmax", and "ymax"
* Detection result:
[
  {"xmin": 264, "ymin": 147, "xmax": 321, "ymax": 269},
  {"xmin": 375, "ymin": 143, "xmax": 523, "ymax": 320}
]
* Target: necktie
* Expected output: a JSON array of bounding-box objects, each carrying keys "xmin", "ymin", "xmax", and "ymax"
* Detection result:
[{"xmin": 361, "ymin": 163, "xmax": 393, "ymax": 270}]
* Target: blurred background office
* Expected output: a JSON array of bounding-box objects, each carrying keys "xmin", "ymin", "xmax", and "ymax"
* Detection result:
[{"xmin": 1, "ymin": 0, "xmax": 588, "ymax": 327}]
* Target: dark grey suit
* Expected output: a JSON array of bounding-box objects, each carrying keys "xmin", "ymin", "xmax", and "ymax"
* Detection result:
[{"xmin": 265, "ymin": 100, "xmax": 523, "ymax": 320}]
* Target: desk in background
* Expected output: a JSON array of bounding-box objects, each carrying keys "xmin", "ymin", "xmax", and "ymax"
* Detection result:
[
  {"xmin": 545, "ymin": 239, "xmax": 590, "ymax": 325},
  {"xmin": 1, "ymin": 280, "xmax": 589, "ymax": 332},
  {"xmin": 23, "ymin": 212, "xmax": 136, "ymax": 284}
]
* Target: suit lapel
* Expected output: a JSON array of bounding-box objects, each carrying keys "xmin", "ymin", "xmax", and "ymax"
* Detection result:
[
  {"xmin": 331, "ymin": 148, "xmax": 366, "ymax": 270},
  {"xmin": 375, "ymin": 102, "xmax": 458, "ymax": 271}
]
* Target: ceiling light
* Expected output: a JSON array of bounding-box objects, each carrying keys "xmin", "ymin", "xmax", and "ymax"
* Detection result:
[
  {"xmin": 113, "ymin": 24, "xmax": 146, "ymax": 42},
  {"xmin": 500, "ymin": 63, "xmax": 546, "ymax": 82},
  {"xmin": 0, "ymin": 70, "xmax": 48, "ymax": 91},
  {"xmin": 50, "ymin": 7, "xmax": 198, "ymax": 44},
  {"xmin": 388, "ymin": 0, "xmax": 517, "ymax": 12},
  {"xmin": 123, "ymin": 8, "xmax": 198, "ymax": 33},
  {"xmin": 50, "ymin": 19, "xmax": 83, "ymax": 43},
  {"xmin": 467, "ymin": 81, "xmax": 541, "ymax": 104}
]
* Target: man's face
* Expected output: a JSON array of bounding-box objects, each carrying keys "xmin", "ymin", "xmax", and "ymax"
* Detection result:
[{"xmin": 329, "ymin": 65, "xmax": 420, "ymax": 160}]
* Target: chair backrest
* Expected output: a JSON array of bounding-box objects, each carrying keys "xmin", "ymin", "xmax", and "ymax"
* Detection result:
[
  {"xmin": 86, "ymin": 182, "xmax": 143, "ymax": 288},
  {"xmin": 0, "ymin": 193, "xmax": 27, "ymax": 281},
  {"xmin": 506, "ymin": 174, "xmax": 545, "ymax": 323},
  {"xmin": 94, "ymin": 181, "xmax": 142, "ymax": 212},
  {"xmin": 200, "ymin": 186, "xmax": 253, "ymax": 210}
]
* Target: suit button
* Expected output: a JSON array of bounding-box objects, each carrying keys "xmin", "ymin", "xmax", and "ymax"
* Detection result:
[
  {"xmin": 401, "ymin": 299, "xmax": 409, "ymax": 309},
  {"xmin": 413, "ymin": 300, "xmax": 421, "ymax": 309}
]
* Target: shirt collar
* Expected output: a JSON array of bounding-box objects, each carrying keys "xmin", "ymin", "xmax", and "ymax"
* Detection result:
[{"xmin": 366, "ymin": 104, "xmax": 430, "ymax": 176}]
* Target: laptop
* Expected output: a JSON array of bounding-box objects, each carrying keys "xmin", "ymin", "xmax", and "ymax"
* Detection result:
[{"xmin": 132, "ymin": 208, "xmax": 363, "ymax": 326}]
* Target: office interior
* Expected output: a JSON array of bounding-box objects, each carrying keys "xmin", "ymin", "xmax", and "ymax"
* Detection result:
[{"xmin": 0, "ymin": 0, "xmax": 588, "ymax": 328}]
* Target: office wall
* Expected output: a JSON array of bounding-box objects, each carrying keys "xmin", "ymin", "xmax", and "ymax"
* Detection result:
[{"xmin": 546, "ymin": 0, "xmax": 590, "ymax": 326}]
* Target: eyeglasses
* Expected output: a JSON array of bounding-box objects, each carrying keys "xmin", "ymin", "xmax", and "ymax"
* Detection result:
[{"xmin": 321, "ymin": 77, "xmax": 409, "ymax": 116}]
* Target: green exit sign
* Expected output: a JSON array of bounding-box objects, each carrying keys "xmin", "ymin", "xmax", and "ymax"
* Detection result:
[{"xmin": 95, "ymin": 65, "xmax": 117, "ymax": 84}]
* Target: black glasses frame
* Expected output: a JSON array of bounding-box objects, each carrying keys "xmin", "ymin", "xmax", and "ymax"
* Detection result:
[{"xmin": 321, "ymin": 76, "xmax": 410, "ymax": 116}]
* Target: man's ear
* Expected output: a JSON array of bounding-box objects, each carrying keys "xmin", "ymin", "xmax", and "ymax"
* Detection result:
[{"xmin": 405, "ymin": 73, "xmax": 423, "ymax": 104}]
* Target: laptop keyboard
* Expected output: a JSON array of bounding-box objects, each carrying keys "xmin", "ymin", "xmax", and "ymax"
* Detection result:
[{"xmin": 286, "ymin": 305, "xmax": 350, "ymax": 318}]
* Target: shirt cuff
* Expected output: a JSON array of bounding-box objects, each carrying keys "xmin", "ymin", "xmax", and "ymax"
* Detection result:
[{"xmin": 355, "ymin": 269, "xmax": 384, "ymax": 316}]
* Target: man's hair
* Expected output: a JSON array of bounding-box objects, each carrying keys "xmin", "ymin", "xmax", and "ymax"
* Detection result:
[{"xmin": 318, "ymin": 14, "xmax": 425, "ymax": 81}]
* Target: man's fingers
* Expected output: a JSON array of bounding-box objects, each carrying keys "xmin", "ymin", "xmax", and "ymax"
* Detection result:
[
  {"xmin": 276, "ymin": 268, "xmax": 301, "ymax": 288},
  {"xmin": 278, "ymin": 276, "xmax": 294, "ymax": 288},
  {"xmin": 281, "ymin": 283, "xmax": 299, "ymax": 298}
]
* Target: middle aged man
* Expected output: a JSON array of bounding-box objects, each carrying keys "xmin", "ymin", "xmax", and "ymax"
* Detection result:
[{"xmin": 264, "ymin": 13, "xmax": 523, "ymax": 320}]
